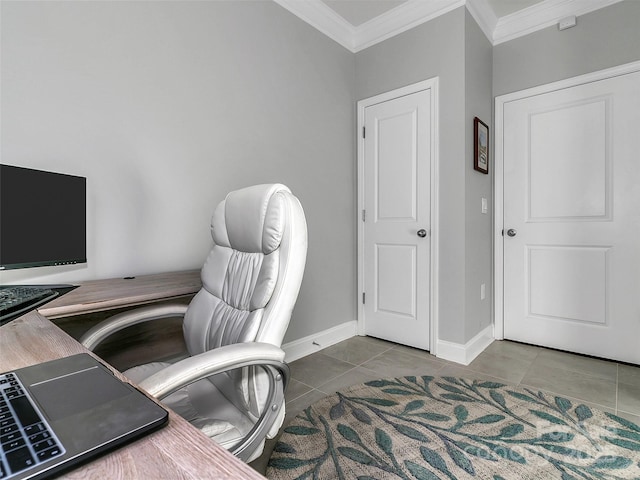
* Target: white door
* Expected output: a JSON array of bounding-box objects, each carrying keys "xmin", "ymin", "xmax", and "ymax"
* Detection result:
[
  {"xmin": 502, "ymin": 69, "xmax": 640, "ymax": 364},
  {"xmin": 361, "ymin": 89, "xmax": 431, "ymax": 350}
]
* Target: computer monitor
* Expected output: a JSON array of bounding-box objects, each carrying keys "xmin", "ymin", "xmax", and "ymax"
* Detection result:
[{"xmin": 0, "ymin": 164, "xmax": 87, "ymax": 271}]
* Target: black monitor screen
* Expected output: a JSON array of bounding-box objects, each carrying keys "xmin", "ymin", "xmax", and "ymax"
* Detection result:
[{"xmin": 0, "ymin": 164, "xmax": 86, "ymax": 270}]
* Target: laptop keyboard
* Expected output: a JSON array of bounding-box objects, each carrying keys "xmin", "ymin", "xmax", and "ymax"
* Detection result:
[
  {"xmin": 0, "ymin": 373, "xmax": 65, "ymax": 479},
  {"xmin": 0, "ymin": 287, "xmax": 59, "ymax": 325}
]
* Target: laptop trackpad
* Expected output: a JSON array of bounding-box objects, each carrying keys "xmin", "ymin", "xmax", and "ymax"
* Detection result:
[{"xmin": 30, "ymin": 367, "xmax": 131, "ymax": 421}]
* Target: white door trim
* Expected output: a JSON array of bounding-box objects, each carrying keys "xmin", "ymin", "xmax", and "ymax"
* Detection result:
[
  {"xmin": 494, "ymin": 60, "xmax": 640, "ymax": 340},
  {"xmin": 357, "ymin": 78, "xmax": 440, "ymax": 354}
]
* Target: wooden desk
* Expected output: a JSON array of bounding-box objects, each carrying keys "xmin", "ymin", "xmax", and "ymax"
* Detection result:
[
  {"xmin": 39, "ymin": 270, "xmax": 203, "ymax": 319},
  {"xmin": 0, "ymin": 271, "xmax": 266, "ymax": 479}
]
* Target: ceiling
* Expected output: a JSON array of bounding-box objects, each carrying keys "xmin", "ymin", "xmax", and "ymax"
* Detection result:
[
  {"xmin": 273, "ymin": 0, "xmax": 623, "ymax": 51},
  {"xmin": 320, "ymin": 0, "xmax": 544, "ymax": 26}
]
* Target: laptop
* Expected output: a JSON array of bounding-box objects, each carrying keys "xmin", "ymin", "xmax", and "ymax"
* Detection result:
[{"xmin": 0, "ymin": 354, "xmax": 169, "ymax": 479}]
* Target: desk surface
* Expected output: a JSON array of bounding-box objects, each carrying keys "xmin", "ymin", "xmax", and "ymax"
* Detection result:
[
  {"xmin": 40, "ymin": 270, "xmax": 202, "ymax": 319},
  {"xmin": 0, "ymin": 271, "xmax": 266, "ymax": 479}
]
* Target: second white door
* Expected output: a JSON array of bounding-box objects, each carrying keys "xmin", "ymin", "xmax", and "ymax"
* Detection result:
[
  {"xmin": 502, "ymin": 68, "xmax": 640, "ymax": 364},
  {"xmin": 361, "ymin": 88, "xmax": 432, "ymax": 350}
]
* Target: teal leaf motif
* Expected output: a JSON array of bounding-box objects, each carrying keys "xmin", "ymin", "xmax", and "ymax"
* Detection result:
[
  {"xmin": 537, "ymin": 444, "xmax": 591, "ymax": 459},
  {"xmin": 273, "ymin": 442, "xmax": 296, "ymax": 454},
  {"xmin": 507, "ymin": 390, "xmax": 538, "ymax": 403},
  {"xmin": 405, "ymin": 460, "xmax": 441, "ymax": 480},
  {"xmin": 592, "ymin": 455, "xmax": 633, "ymax": 469},
  {"xmin": 575, "ymin": 404, "xmax": 593, "ymax": 422},
  {"xmin": 455, "ymin": 405, "xmax": 469, "ymax": 422},
  {"xmin": 539, "ymin": 432, "xmax": 575, "ymax": 443},
  {"xmin": 438, "ymin": 383, "xmax": 469, "ymax": 396},
  {"xmin": 605, "ymin": 427, "xmax": 640, "ymax": 442},
  {"xmin": 485, "ymin": 443, "xmax": 526, "ymax": 464},
  {"xmin": 469, "ymin": 414, "xmax": 504, "ymax": 424},
  {"xmin": 338, "ymin": 446, "xmax": 375, "ymax": 465},
  {"xmin": 445, "ymin": 442, "xmax": 475, "ymax": 475},
  {"xmin": 420, "ymin": 446, "xmax": 455, "ymax": 479},
  {"xmin": 455, "ymin": 441, "xmax": 497, "ymax": 461},
  {"xmin": 602, "ymin": 436, "xmax": 640, "ymax": 451},
  {"xmin": 443, "ymin": 377, "xmax": 462, "ymax": 384},
  {"xmin": 530, "ymin": 410, "xmax": 568, "ymax": 426},
  {"xmin": 403, "ymin": 399, "xmax": 425, "ymax": 413},
  {"xmin": 352, "ymin": 407, "xmax": 372, "ymax": 425},
  {"xmin": 476, "ymin": 381, "xmax": 506, "ymax": 388},
  {"xmin": 357, "ymin": 397, "xmax": 399, "ymax": 407},
  {"xmin": 366, "ymin": 380, "xmax": 398, "ymax": 388},
  {"xmin": 382, "ymin": 388, "xmax": 415, "ymax": 395},
  {"xmin": 330, "ymin": 401, "xmax": 345, "ymax": 420},
  {"xmin": 555, "ymin": 396, "xmax": 572, "ymax": 412},
  {"xmin": 442, "ymin": 394, "xmax": 475, "ymax": 403},
  {"xmin": 337, "ymin": 424, "xmax": 363, "ymax": 445},
  {"xmin": 490, "ymin": 391, "xmax": 506, "ymax": 408},
  {"xmin": 605, "ymin": 412, "xmax": 640, "ymax": 433},
  {"xmin": 393, "ymin": 423, "xmax": 431, "ymax": 442},
  {"xmin": 498, "ymin": 423, "xmax": 524, "ymax": 438},
  {"xmin": 284, "ymin": 425, "xmax": 319, "ymax": 435},
  {"xmin": 375, "ymin": 428, "xmax": 393, "ymax": 454}
]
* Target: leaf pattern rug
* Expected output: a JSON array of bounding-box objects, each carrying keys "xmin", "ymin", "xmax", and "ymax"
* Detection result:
[{"xmin": 266, "ymin": 377, "xmax": 640, "ymax": 480}]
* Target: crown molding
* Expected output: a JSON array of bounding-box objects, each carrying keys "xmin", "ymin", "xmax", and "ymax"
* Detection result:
[
  {"xmin": 466, "ymin": 0, "xmax": 498, "ymax": 43},
  {"xmin": 492, "ymin": 0, "xmax": 624, "ymax": 45},
  {"xmin": 352, "ymin": 0, "xmax": 464, "ymax": 52},
  {"xmin": 272, "ymin": 0, "xmax": 356, "ymax": 51},
  {"xmin": 274, "ymin": 0, "xmax": 625, "ymax": 51}
]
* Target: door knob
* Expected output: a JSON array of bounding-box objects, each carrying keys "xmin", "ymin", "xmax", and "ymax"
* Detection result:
[
  {"xmin": 417, "ymin": 229, "xmax": 428, "ymax": 238},
  {"xmin": 506, "ymin": 229, "xmax": 517, "ymax": 237}
]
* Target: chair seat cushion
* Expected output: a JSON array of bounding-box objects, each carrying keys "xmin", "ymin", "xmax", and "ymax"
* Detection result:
[{"xmin": 124, "ymin": 363, "xmax": 255, "ymax": 449}]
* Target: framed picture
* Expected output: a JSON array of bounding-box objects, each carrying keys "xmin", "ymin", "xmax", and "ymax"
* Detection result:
[{"xmin": 474, "ymin": 117, "xmax": 489, "ymax": 174}]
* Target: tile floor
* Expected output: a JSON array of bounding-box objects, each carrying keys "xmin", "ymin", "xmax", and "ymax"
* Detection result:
[{"xmin": 250, "ymin": 335, "xmax": 640, "ymax": 475}]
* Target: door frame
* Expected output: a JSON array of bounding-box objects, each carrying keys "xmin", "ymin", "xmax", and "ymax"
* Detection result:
[
  {"xmin": 493, "ymin": 60, "xmax": 640, "ymax": 340},
  {"xmin": 356, "ymin": 77, "xmax": 440, "ymax": 354}
]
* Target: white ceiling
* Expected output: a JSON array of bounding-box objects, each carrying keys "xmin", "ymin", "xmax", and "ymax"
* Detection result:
[
  {"xmin": 320, "ymin": 0, "xmax": 544, "ymax": 26},
  {"xmin": 274, "ymin": 0, "xmax": 623, "ymax": 51},
  {"xmin": 486, "ymin": 0, "xmax": 544, "ymax": 18}
]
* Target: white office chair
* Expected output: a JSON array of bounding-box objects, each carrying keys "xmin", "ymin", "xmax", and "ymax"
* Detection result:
[{"xmin": 80, "ymin": 184, "xmax": 307, "ymax": 462}]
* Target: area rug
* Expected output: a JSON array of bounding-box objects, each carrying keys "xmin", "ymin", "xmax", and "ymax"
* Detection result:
[{"xmin": 266, "ymin": 376, "xmax": 640, "ymax": 480}]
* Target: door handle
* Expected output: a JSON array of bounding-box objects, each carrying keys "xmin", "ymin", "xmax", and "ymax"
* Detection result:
[
  {"xmin": 506, "ymin": 229, "xmax": 517, "ymax": 237},
  {"xmin": 417, "ymin": 229, "xmax": 428, "ymax": 238}
]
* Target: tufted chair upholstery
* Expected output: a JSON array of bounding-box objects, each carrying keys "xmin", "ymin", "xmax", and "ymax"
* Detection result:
[{"xmin": 80, "ymin": 184, "xmax": 307, "ymax": 462}]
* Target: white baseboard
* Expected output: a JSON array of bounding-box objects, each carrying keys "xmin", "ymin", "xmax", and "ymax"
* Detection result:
[
  {"xmin": 282, "ymin": 320, "xmax": 358, "ymax": 362},
  {"xmin": 436, "ymin": 325, "xmax": 494, "ymax": 365}
]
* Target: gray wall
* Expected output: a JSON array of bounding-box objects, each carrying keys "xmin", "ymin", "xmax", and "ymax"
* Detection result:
[
  {"xmin": 464, "ymin": 9, "xmax": 493, "ymax": 342},
  {"xmin": 0, "ymin": 0, "xmax": 356, "ymax": 343},
  {"xmin": 494, "ymin": 0, "xmax": 640, "ymax": 96}
]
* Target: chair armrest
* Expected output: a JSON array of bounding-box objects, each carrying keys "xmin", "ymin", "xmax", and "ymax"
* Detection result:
[
  {"xmin": 79, "ymin": 303, "xmax": 189, "ymax": 351},
  {"xmin": 138, "ymin": 342, "xmax": 287, "ymax": 398},
  {"xmin": 138, "ymin": 342, "xmax": 289, "ymax": 462}
]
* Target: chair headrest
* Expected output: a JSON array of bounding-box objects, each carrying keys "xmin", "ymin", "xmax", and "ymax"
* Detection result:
[{"xmin": 210, "ymin": 184, "xmax": 292, "ymax": 254}]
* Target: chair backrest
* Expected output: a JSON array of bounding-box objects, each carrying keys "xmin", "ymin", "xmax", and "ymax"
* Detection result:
[{"xmin": 182, "ymin": 184, "xmax": 307, "ymax": 417}]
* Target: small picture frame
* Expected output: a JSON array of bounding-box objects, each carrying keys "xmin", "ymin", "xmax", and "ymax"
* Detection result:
[{"xmin": 474, "ymin": 117, "xmax": 489, "ymax": 174}]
